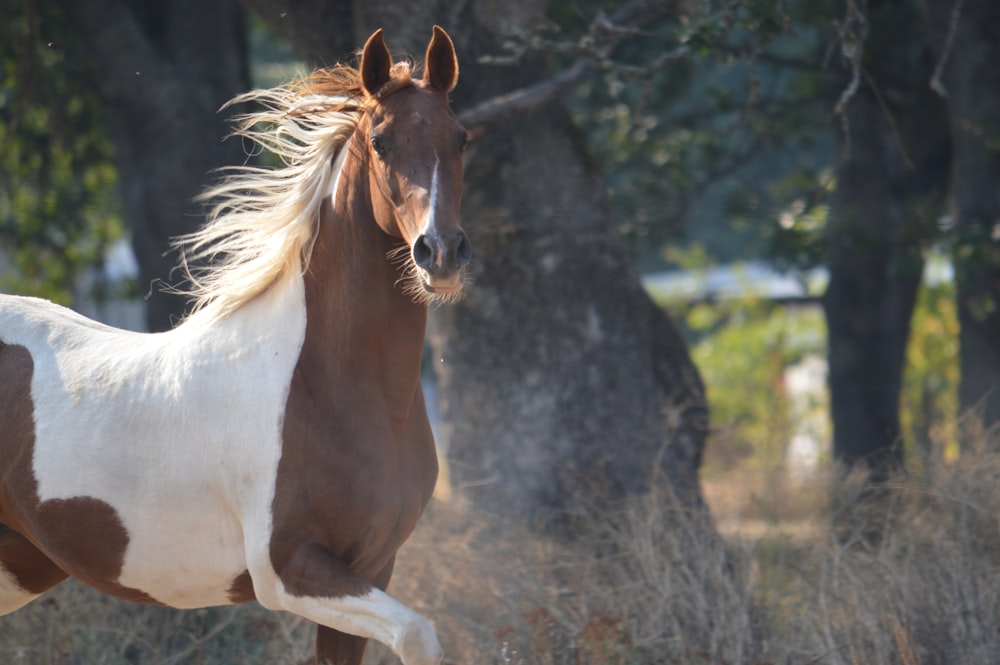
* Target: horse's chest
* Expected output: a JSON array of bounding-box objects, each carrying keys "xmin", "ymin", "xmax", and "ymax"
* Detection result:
[{"xmin": 274, "ymin": 403, "xmax": 438, "ymax": 577}]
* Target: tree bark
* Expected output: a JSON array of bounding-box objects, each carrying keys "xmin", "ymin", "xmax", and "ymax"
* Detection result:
[
  {"xmin": 57, "ymin": 0, "xmax": 252, "ymax": 331},
  {"xmin": 244, "ymin": 0, "xmax": 709, "ymax": 527},
  {"xmin": 824, "ymin": 0, "xmax": 949, "ymax": 478},
  {"xmin": 942, "ymin": 0, "xmax": 1000, "ymax": 439},
  {"xmin": 824, "ymin": 105, "xmax": 921, "ymax": 476},
  {"xmin": 432, "ymin": 105, "xmax": 708, "ymax": 526}
]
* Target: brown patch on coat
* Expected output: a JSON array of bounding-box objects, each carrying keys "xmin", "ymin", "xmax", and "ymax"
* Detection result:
[
  {"xmin": 0, "ymin": 341, "xmax": 160, "ymax": 605},
  {"xmin": 227, "ymin": 569, "xmax": 256, "ymax": 603},
  {"xmin": 0, "ymin": 525, "xmax": 66, "ymax": 594}
]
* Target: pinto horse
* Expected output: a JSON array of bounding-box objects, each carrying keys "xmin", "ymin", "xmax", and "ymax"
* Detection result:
[{"xmin": 0, "ymin": 26, "xmax": 468, "ymax": 665}]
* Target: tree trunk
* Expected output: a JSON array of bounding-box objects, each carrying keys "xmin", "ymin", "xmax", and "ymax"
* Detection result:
[
  {"xmin": 943, "ymin": 0, "xmax": 1000, "ymax": 439},
  {"xmin": 244, "ymin": 0, "xmax": 709, "ymax": 528},
  {"xmin": 429, "ymin": 104, "xmax": 708, "ymax": 526},
  {"xmin": 824, "ymin": 0, "xmax": 948, "ymax": 478},
  {"xmin": 57, "ymin": 0, "xmax": 252, "ymax": 331}
]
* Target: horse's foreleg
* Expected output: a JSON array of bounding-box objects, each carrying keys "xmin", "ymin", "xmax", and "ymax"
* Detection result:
[
  {"xmin": 262, "ymin": 544, "xmax": 441, "ymax": 665},
  {"xmin": 0, "ymin": 525, "xmax": 67, "ymax": 614},
  {"xmin": 314, "ymin": 628, "xmax": 368, "ymax": 665},
  {"xmin": 313, "ymin": 557, "xmax": 396, "ymax": 665}
]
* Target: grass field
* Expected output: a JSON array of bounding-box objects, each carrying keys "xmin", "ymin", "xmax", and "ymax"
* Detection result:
[{"xmin": 2, "ymin": 437, "xmax": 999, "ymax": 664}]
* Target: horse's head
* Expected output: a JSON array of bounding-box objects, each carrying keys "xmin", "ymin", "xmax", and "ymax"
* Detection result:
[{"xmin": 358, "ymin": 26, "xmax": 471, "ymax": 300}]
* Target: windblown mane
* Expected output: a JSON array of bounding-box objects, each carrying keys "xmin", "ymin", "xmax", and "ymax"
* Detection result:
[{"xmin": 173, "ymin": 61, "xmax": 415, "ymax": 321}]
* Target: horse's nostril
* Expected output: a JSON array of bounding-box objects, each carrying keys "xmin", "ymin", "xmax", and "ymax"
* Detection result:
[
  {"xmin": 413, "ymin": 231, "xmax": 470, "ymax": 274},
  {"xmin": 412, "ymin": 235, "xmax": 434, "ymax": 270},
  {"xmin": 456, "ymin": 231, "xmax": 472, "ymax": 267}
]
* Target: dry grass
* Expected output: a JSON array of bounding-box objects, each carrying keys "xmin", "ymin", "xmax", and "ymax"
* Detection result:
[
  {"xmin": 3, "ymin": 446, "xmax": 1000, "ymax": 664},
  {"xmin": 762, "ymin": 450, "xmax": 1000, "ymax": 665},
  {"xmin": 371, "ymin": 491, "xmax": 755, "ymax": 665},
  {"xmin": 380, "ymin": 447, "xmax": 1000, "ymax": 665},
  {"xmin": 0, "ymin": 582, "xmax": 313, "ymax": 664}
]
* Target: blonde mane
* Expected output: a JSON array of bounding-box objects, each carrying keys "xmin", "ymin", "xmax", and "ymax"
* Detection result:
[{"xmin": 173, "ymin": 62, "xmax": 415, "ymax": 322}]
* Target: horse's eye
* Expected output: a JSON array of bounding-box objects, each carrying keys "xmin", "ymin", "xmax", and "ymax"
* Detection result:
[
  {"xmin": 458, "ymin": 133, "xmax": 469, "ymax": 152},
  {"xmin": 370, "ymin": 135, "xmax": 387, "ymax": 158}
]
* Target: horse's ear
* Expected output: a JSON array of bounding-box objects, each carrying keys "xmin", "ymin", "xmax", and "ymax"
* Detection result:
[
  {"xmin": 423, "ymin": 25, "xmax": 458, "ymax": 93},
  {"xmin": 360, "ymin": 28, "xmax": 393, "ymax": 97}
]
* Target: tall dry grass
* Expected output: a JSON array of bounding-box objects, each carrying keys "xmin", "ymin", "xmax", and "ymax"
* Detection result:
[
  {"xmin": 372, "ymin": 444, "xmax": 1000, "ymax": 665},
  {"xmin": 3, "ymin": 444, "xmax": 1000, "ymax": 664},
  {"xmin": 766, "ymin": 447, "xmax": 1000, "ymax": 665}
]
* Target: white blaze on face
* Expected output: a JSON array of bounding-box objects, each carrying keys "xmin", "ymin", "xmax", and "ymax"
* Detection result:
[{"xmin": 424, "ymin": 154, "xmax": 441, "ymax": 265}]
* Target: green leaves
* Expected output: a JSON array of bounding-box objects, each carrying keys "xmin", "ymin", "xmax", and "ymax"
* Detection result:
[{"xmin": 0, "ymin": 0, "xmax": 122, "ymax": 304}]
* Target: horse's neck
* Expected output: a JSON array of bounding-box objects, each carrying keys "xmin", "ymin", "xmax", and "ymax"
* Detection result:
[{"xmin": 297, "ymin": 182, "xmax": 427, "ymax": 411}]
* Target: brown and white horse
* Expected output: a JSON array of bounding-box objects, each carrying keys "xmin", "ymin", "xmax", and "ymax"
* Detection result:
[{"xmin": 0, "ymin": 26, "xmax": 469, "ymax": 665}]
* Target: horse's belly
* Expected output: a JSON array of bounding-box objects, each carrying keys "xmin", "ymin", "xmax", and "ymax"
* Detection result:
[
  {"xmin": 27, "ymin": 428, "xmax": 257, "ymax": 608},
  {"xmin": 114, "ymin": 503, "xmax": 249, "ymax": 609}
]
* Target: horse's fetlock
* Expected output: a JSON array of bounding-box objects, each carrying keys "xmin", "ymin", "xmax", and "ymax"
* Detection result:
[{"xmin": 398, "ymin": 615, "xmax": 442, "ymax": 665}]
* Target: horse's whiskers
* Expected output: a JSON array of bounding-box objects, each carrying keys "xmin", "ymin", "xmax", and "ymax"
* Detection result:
[{"xmin": 386, "ymin": 244, "xmax": 467, "ymax": 306}]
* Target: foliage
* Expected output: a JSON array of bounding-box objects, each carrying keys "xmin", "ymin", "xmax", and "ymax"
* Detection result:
[
  {"xmin": 681, "ymin": 291, "xmax": 826, "ymax": 472},
  {"xmin": 766, "ymin": 169, "xmax": 833, "ymax": 272},
  {"xmin": 247, "ymin": 13, "xmax": 304, "ymax": 90},
  {"xmin": 902, "ymin": 275, "xmax": 960, "ymax": 467},
  {"xmin": 552, "ymin": 0, "xmax": 837, "ymax": 268},
  {"xmin": 0, "ymin": 0, "xmax": 122, "ymax": 304},
  {"xmin": 660, "ymin": 261, "xmax": 958, "ymax": 479}
]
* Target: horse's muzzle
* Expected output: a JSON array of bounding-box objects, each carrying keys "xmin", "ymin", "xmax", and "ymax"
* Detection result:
[{"xmin": 412, "ymin": 228, "xmax": 471, "ymax": 292}]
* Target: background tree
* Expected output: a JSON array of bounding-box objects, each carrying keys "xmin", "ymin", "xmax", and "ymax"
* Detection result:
[
  {"xmin": 938, "ymin": 0, "xmax": 1000, "ymax": 439},
  {"xmin": 0, "ymin": 0, "xmax": 121, "ymax": 304},
  {"xmin": 817, "ymin": 0, "xmax": 1000, "ymax": 464},
  {"xmin": 705, "ymin": 0, "xmax": 996, "ymax": 474},
  {"xmin": 52, "ymin": 0, "xmax": 253, "ymax": 331},
  {"xmin": 822, "ymin": 0, "xmax": 949, "ymax": 478}
]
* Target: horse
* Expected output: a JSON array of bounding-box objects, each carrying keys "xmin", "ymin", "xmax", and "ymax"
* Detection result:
[{"xmin": 0, "ymin": 26, "xmax": 468, "ymax": 665}]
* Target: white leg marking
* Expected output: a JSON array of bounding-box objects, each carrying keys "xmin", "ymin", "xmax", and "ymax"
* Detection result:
[
  {"xmin": 279, "ymin": 588, "xmax": 442, "ymax": 665},
  {"xmin": 0, "ymin": 566, "xmax": 41, "ymax": 616}
]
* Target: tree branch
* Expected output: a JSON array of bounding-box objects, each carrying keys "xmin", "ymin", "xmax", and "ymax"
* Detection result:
[
  {"xmin": 459, "ymin": 60, "xmax": 593, "ymax": 128},
  {"xmin": 458, "ymin": 0, "xmax": 686, "ymax": 129},
  {"xmin": 831, "ymin": 0, "xmax": 869, "ymax": 117},
  {"xmin": 929, "ymin": 0, "xmax": 966, "ymax": 98}
]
